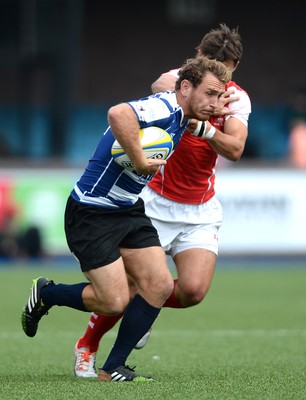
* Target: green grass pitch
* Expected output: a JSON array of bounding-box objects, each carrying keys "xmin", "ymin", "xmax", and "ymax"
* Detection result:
[{"xmin": 0, "ymin": 259, "xmax": 305, "ymax": 400}]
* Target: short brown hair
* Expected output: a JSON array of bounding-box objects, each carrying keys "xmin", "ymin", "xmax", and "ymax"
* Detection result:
[
  {"xmin": 196, "ymin": 23, "xmax": 243, "ymax": 64},
  {"xmin": 175, "ymin": 57, "xmax": 232, "ymax": 90}
]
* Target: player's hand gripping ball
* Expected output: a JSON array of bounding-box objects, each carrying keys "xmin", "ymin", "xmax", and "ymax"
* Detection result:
[{"xmin": 111, "ymin": 126, "xmax": 174, "ymax": 170}]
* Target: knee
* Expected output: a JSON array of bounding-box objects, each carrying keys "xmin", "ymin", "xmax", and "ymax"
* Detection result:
[
  {"xmin": 82, "ymin": 281, "xmax": 130, "ymax": 314},
  {"xmin": 127, "ymin": 277, "xmax": 138, "ymax": 301},
  {"xmin": 140, "ymin": 273, "xmax": 174, "ymax": 304},
  {"xmin": 161, "ymin": 275, "xmax": 175, "ymax": 299},
  {"xmin": 95, "ymin": 294, "xmax": 129, "ymax": 315},
  {"xmin": 178, "ymin": 282, "xmax": 209, "ymax": 307},
  {"xmin": 100, "ymin": 297, "xmax": 130, "ymax": 316},
  {"xmin": 186, "ymin": 290, "xmax": 205, "ymax": 306},
  {"xmin": 154, "ymin": 274, "xmax": 174, "ymax": 302}
]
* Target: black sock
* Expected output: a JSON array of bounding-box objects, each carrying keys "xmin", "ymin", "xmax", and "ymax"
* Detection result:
[
  {"xmin": 102, "ymin": 294, "xmax": 160, "ymax": 371},
  {"xmin": 41, "ymin": 282, "xmax": 89, "ymax": 311}
]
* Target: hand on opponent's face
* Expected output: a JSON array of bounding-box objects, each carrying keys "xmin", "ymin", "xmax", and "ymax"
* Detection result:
[{"xmin": 213, "ymin": 88, "xmax": 240, "ymax": 116}]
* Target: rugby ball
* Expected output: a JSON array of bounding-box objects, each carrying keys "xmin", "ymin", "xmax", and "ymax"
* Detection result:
[{"xmin": 111, "ymin": 126, "xmax": 173, "ymax": 170}]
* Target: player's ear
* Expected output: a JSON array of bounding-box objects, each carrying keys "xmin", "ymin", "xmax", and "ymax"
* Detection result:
[{"xmin": 180, "ymin": 80, "xmax": 192, "ymax": 97}]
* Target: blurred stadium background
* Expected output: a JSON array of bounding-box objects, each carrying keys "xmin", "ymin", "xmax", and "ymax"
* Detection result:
[{"xmin": 0, "ymin": 0, "xmax": 305, "ymax": 261}]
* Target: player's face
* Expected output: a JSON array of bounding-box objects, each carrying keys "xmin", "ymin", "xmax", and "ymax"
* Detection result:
[{"xmin": 186, "ymin": 73, "xmax": 225, "ymax": 120}]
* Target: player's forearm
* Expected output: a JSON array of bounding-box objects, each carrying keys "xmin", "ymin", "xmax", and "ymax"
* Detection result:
[
  {"xmin": 191, "ymin": 120, "xmax": 246, "ymax": 161},
  {"xmin": 108, "ymin": 104, "xmax": 145, "ymax": 163},
  {"xmin": 151, "ymin": 75, "xmax": 177, "ymax": 94},
  {"xmin": 206, "ymin": 123, "xmax": 245, "ymax": 161}
]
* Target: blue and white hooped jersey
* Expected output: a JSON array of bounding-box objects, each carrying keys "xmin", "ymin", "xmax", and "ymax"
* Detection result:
[{"xmin": 71, "ymin": 91, "xmax": 188, "ymax": 208}]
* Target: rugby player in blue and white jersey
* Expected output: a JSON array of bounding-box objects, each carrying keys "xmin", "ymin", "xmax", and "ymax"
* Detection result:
[{"xmin": 21, "ymin": 57, "xmax": 231, "ymax": 382}]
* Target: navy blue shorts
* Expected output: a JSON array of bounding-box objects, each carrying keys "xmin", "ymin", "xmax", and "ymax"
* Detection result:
[{"xmin": 64, "ymin": 196, "xmax": 161, "ymax": 271}]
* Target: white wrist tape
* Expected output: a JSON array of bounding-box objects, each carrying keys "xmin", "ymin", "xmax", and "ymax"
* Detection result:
[
  {"xmin": 192, "ymin": 121, "xmax": 206, "ymax": 137},
  {"xmin": 192, "ymin": 121, "xmax": 216, "ymax": 139},
  {"xmin": 205, "ymin": 125, "xmax": 216, "ymax": 139}
]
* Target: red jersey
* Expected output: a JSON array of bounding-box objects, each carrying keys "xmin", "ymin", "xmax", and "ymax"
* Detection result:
[{"xmin": 148, "ymin": 79, "xmax": 251, "ymax": 204}]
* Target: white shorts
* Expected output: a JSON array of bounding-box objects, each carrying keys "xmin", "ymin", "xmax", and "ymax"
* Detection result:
[{"xmin": 140, "ymin": 186, "xmax": 223, "ymax": 257}]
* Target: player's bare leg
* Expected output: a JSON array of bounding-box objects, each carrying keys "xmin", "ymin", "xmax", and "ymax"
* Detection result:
[{"xmin": 167, "ymin": 248, "xmax": 216, "ymax": 307}]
